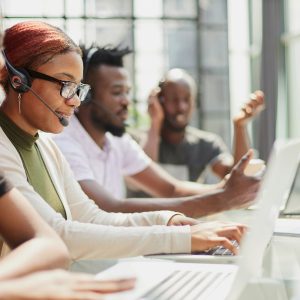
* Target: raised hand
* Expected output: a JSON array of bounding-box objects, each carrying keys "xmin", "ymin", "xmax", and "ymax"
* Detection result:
[
  {"xmin": 148, "ymin": 87, "xmax": 165, "ymax": 127},
  {"xmin": 233, "ymin": 90, "xmax": 265, "ymax": 127}
]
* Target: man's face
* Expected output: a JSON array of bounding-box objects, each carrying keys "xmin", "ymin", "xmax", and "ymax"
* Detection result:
[
  {"xmin": 161, "ymin": 80, "xmax": 194, "ymax": 131},
  {"xmin": 89, "ymin": 65, "xmax": 131, "ymax": 136}
]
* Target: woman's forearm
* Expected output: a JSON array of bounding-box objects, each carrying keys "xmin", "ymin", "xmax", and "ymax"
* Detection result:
[{"xmin": 0, "ymin": 237, "xmax": 69, "ymax": 281}]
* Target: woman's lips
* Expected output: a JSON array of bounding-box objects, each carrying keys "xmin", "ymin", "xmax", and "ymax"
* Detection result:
[{"xmin": 55, "ymin": 111, "xmax": 73, "ymax": 121}]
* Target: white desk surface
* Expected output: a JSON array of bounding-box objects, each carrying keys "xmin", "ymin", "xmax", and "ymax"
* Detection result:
[{"xmin": 70, "ymin": 209, "xmax": 300, "ymax": 299}]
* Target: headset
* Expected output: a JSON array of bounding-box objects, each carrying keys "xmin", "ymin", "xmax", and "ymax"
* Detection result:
[
  {"xmin": 83, "ymin": 47, "xmax": 98, "ymax": 103},
  {"xmin": 2, "ymin": 50, "xmax": 32, "ymax": 93},
  {"xmin": 1, "ymin": 49, "xmax": 69, "ymax": 126}
]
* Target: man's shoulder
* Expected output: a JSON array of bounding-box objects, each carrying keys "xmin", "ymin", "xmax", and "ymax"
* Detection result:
[{"xmin": 106, "ymin": 132, "xmax": 142, "ymax": 149}]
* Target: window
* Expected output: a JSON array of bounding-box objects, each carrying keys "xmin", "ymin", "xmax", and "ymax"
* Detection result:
[
  {"xmin": 2, "ymin": 0, "xmax": 231, "ymax": 146},
  {"xmin": 283, "ymin": 0, "xmax": 300, "ymax": 139}
]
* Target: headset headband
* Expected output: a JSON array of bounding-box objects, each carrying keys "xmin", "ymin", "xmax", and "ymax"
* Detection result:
[{"xmin": 84, "ymin": 47, "xmax": 98, "ymax": 81}]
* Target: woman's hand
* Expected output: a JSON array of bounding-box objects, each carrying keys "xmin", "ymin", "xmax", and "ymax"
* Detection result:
[
  {"xmin": 167, "ymin": 214, "xmax": 199, "ymax": 226},
  {"xmin": 0, "ymin": 269, "xmax": 135, "ymax": 300},
  {"xmin": 190, "ymin": 221, "xmax": 247, "ymax": 255}
]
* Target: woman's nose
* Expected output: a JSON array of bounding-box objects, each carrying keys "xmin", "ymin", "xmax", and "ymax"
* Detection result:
[{"xmin": 65, "ymin": 95, "xmax": 81, "ymax": 108}]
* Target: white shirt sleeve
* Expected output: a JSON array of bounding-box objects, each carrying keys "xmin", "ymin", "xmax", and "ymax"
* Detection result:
[
  {"xmin": 0, "ymin": 130, "xmax": 191, "ymax": 260},
  {"xmin": 119, "ymin": 133, "xmax": 151, "ymax": 176}
]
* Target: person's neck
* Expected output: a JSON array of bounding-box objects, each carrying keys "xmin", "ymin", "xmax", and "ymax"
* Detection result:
[
  {"xmin": 161, "ymin": 126, "xmax": 186, "ymax": 144},
  {"xmin": 0, "ymin": 98, "xmax": 38, "ymax": 136},
  {"xmin": 76, "ymin": 107, "xmax": 106, "ymax": 149}
]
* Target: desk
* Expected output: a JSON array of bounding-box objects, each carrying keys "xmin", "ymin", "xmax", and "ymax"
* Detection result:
[
  {"xmin": 69, "ymin": 210, "xmax": 300, "ymax": 299},
  {"xmin": 206, "ymin": 210, "xmax": 300, "ymax": 299},
  {"xmin": 267, "ymin": 235, "xmax": 300, "ymax": 298}
]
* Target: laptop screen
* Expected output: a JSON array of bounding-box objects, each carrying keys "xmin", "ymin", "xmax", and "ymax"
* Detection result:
[{"xmin": 282, "ymin": 161, "xmax": 300, "ymax": 215}]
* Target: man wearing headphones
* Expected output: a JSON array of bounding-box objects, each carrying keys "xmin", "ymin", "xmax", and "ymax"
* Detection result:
[
  {"xmin": 128, "ymin": 69, "xmax": 265, "ymax": 198},
  {"xmin": 53, "ymin": 45, "xmax": 259, "ymax": 218}
]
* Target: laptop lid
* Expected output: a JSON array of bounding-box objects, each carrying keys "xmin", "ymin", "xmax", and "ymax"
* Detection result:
[
  {"xmin": 280, "ymin": 160, "xmax": 300, "ymax": 215},
  {"xmin": 97, "ymin": 139, "xmax": 300, "ymax": 300},
  {"xmin": 227, "ymin": 139, "xmax": 300, "ymax": 299}
]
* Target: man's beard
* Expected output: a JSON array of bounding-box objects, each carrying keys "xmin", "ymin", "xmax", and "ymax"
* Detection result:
[
  {"xmin": 163, "ymin": 116, "xmax": 187, "ymax": 133},
  {"xmin": 90, "ymin": 110, "xmax": 126, "ymax": 137},
  {"xmin": 104, "ymin": 123, "xmax": 126, "ymax": 137}
]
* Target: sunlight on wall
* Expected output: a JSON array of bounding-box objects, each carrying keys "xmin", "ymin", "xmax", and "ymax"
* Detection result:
[{"xmin": 228, "ymin": 0, "xmax": 251, "ymax": 120}]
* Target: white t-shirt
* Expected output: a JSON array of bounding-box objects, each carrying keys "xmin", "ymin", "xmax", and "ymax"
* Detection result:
[{"xmin": 53, "ymin": 116, "xmax": 151, "ymax": 198}]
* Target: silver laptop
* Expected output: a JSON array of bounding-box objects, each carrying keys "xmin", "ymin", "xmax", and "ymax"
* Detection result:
[
  {"xmin": 280, "ymin": 159, "xmax": 300, "ymax": 216},
  {"xmin": 274, "ymin": 158, "xmax": 300, "ymax": 237},
  {"xmin": 96, "ymin": 139, "xmax": 300, "ymax": 300}
]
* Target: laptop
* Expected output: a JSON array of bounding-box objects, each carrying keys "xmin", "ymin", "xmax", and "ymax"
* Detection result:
[
  {"xmin": 274, "ymin": 152, "xmax": 300, "ymax": 237},
  {"xmin": 96, "ymin": 139, "xmax": 300, "ymax": 300},
  {"xmin": 274, "ymin": 218, "xmax": 300, "ymax": 237},
  {"xmin": 280, "ymin": 159, "xmax": 300, "ymax": 216}
]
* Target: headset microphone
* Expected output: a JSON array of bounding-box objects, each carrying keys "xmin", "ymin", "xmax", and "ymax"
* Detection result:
[{"xmin": 14, "ymin": 78, "xmax": 69, "ymax": 127}]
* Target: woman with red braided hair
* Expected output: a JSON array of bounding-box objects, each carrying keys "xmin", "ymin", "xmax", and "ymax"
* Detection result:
[
  {"xmin": 0, "ymin": 23, "xmax": 135, "ymax": 299},
  {"xmin": 0, "ymin": 20, "xmax": 246, "ymax": 263}
]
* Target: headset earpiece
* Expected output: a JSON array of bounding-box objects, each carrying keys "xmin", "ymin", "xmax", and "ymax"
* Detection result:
[
  {"xmin": 9, "ymin": 68, "xmax": 31, "ymax": 93},
  {"xmin": 2, "ymin": 50, "xmax": 32, "ymax": 93}
]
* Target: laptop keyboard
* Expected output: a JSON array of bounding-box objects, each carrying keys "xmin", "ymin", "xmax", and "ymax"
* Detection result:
[
  {"xmin": 203, "ymin": 240, "xmax": 239, "ymax": 256},
  {"xmin": 141, "ymin": 270, "xmax": 231, "ymax": 300}
]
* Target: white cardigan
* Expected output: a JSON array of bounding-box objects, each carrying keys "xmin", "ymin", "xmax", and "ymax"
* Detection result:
[{"xmin": 0, "ymin": 128, "xmax": 191, "ymax": 260}]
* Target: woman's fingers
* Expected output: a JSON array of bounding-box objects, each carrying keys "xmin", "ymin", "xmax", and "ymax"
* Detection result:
[
  {"xmin": 66, "ymin": 278, "xmax": 135, "ymax": 299},
  {"xmin": 75, "ymin": 278, "xmax": 136, "ymax": 293},
  {"xmin": 215, "ymin": 226, "xmax": 243, "ymax": 243}
]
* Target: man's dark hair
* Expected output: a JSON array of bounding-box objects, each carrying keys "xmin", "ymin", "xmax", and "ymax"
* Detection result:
[{"xmin": 80, "ymin": 44, "xmax": 132, "ymax": 82}]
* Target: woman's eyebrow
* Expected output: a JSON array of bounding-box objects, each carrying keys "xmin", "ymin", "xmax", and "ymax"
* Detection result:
[{"xmin": 53, "ymin": 72, "xmax": 76, "ymax": 81}]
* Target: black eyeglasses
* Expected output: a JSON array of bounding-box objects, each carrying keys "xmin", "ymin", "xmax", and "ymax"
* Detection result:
[{"xmin": 26, "ymin": 69, "xmax": 90, "ymax": 102}]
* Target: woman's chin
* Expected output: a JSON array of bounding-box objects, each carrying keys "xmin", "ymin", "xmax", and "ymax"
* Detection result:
[{"xmin": 42, "ymin": 124, "xmax": 64, "ymax": 134}]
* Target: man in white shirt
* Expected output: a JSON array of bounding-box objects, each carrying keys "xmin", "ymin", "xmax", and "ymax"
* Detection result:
[
  {"xmin": 53, "ymin": 45, "xmax": 259, "ymax": 218},
  {"xmin": 56, "ymin": 115, "xmax": 150, "ymax": 199}
]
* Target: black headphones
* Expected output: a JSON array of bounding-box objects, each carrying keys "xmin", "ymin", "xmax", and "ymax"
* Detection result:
[
  {"xmin": 2, "ymin": 50, "xmax": 32, "ymax": 93},
  {"xmin": 83, "ymin": 47, "xmax": 98, "ymax": 103}
]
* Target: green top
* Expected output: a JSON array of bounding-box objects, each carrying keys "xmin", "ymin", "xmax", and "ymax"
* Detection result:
[{"xmin": 0, "ymin": 111, "xmax": 67, "ymax": 218}]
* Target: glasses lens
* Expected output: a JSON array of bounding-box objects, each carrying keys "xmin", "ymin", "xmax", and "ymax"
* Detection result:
[
  {"xmin": 61, "ymin": 82, "xmax": 90, "ymax": 101},
  {"xmin": 77, "ymin": 84, "xmax": 91, "ymax": 101},
  {"xmin": 61, "ymin": 82, "xmax": 77, "ymax": 99}
]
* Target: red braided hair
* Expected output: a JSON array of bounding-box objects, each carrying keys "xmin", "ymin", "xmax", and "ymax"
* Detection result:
[{"xmin": 0, "ymin": 21, "xmax": 81, "ymax": 92}]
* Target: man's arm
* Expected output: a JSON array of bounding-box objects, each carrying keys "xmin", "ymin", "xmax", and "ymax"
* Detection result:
[
  {"xmin": 127, "ymin": 162, "xmax": 221, "ymax": 197},
  {"xmin": 232, "ymin": 90, "xmax": 265, "ymax": 164},
  {"xmin": 80, "ymin": 150, "xmax": 259, "ymax": 218},
  {"xmin": 0, "ymin": 187, "xmax": 69, "ymax": 280},
  {"xmin": 210, "ymin": 91, "xmax": 265, "ymax": 179}
]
